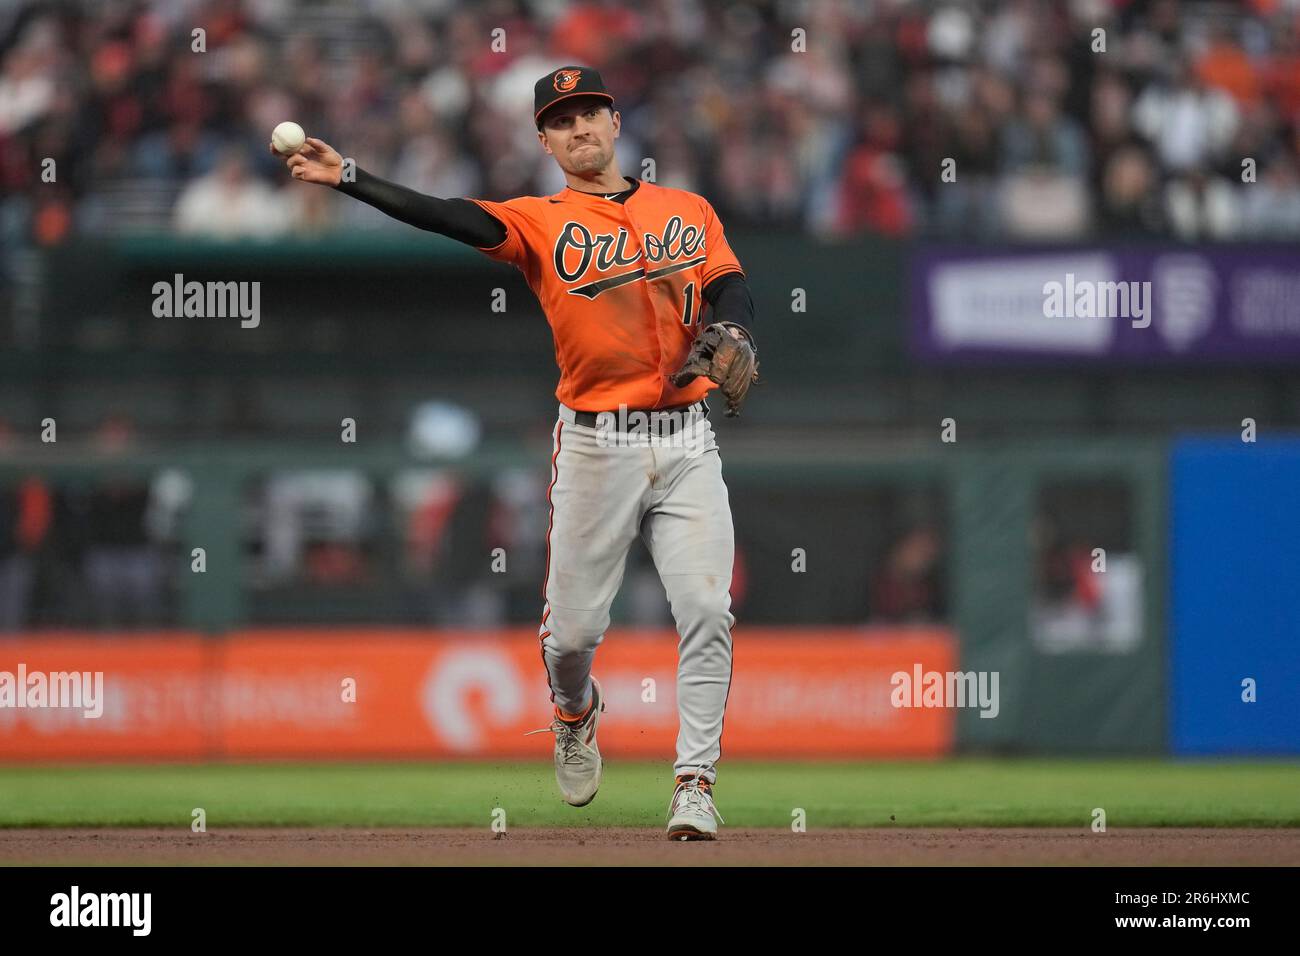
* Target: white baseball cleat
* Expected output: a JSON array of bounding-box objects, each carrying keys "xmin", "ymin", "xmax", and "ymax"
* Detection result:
[
  {"xmin": 666, "ymin": 771, "xmax": 724, "ymax": 841},
  {"xmin": 526, "ymin": 677, "xmax": 604, "ymax": 807}
]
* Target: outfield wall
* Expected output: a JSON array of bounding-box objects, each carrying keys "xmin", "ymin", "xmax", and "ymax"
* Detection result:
[
  {"xmin": 0, "ymin": 627, "xmax": 956, "ymax": 761},
  {"xmin": 7, "ymin": 437, "xmax": 1300, "ymax": 757}
]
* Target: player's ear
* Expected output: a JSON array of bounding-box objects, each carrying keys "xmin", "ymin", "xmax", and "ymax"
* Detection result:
[
  {"xmin": 537, "ymin": 129, "xmax": 553, "ymax": 155},
  {"xmin": 611, "ymin": 109, "xmax": 620, "ymax": 139}
]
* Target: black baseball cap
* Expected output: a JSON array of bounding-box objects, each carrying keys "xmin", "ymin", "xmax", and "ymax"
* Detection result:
[{"xmin": 534, "ymin": 66, "xmax": 615, "ymax": 128}]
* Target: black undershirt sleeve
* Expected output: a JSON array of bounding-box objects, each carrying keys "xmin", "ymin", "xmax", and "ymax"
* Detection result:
[
  {"xmin": 701, "ymin": 272, "xmax": 755, "ymax": 334},
  {"xmin": 334, "ymin": 167, "xmax": 507, "ymax": 248}
]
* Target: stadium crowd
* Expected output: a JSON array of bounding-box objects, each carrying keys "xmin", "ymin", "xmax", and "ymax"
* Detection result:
[{"xmin": 1, "ymin": 0, "xmax": 1299, "ymax": 248}]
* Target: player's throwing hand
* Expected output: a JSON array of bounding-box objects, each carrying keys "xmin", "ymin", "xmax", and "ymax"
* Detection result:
[{"xmin": 271, "ymin": 136, "xmax": 343, "ymax": 186}]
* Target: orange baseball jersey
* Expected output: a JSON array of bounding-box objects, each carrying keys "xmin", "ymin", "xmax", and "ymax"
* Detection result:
[{"xmin": 470, "ymin": 181, "xmax": 744, "ymax": 411}]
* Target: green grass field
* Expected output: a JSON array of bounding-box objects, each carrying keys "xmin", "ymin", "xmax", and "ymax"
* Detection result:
[{"xmin": 2, "ymin": 759, "xmax": 1298, "ymax": 829}]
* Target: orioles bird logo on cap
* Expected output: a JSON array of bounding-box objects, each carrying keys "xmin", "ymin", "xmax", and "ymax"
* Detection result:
[{"xmin": 553, "ymin": 69, "xmax": 582, "ymax": 92}]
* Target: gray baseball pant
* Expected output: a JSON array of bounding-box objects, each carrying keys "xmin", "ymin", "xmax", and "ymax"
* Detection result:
[{"xmin": 538, "ymin": 401, "xmax": 735, "ymax": 784}]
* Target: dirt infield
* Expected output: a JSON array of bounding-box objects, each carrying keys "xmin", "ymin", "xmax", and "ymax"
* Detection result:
[{"xmin": 2, "ymin": 828, "xmax": 1297, "ymax": 866}]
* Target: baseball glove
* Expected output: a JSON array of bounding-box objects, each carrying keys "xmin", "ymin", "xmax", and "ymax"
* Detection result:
[{"xmin": 669, "ymin": 321, "xmax": 760, "ymax": 417}]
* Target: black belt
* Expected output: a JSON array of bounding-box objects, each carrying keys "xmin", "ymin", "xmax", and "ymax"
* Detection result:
[{"xmin": 571, "ymin": 400, "xmax": 709, "ymax": 435}]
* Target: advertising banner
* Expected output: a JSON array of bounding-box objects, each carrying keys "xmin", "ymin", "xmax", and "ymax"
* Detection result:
[
  {"xmin": 0, "ymin": 636, "xmax": 212, "ymax": 759},
  {"xmin": 0, "ymin": 627, "xmax": 957, "ymax": 761},
  {"xmin": 910, "ymin": 245, "xmax": 1300, "ymax": 363}
]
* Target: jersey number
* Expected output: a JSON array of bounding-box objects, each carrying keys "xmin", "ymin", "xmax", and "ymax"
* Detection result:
[{"xmin": 681, "ymin": 281, "xmax": 697, "ymax": 325}]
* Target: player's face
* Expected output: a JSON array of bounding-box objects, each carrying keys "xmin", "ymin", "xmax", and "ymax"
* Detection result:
[{"xmin": 538, "ymin": 99, "xmax": 620, "ymax": 175}]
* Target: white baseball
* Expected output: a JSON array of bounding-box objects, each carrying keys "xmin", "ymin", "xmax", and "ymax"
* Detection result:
[{"xmin": 271, "ymin": 121, "xmax": 306, "ymax": 155}]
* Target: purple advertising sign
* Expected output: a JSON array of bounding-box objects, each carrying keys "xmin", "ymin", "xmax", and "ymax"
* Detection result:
[{"xmin": 909, "ymin": 245, "xmax": 1300, "ymax": 364}]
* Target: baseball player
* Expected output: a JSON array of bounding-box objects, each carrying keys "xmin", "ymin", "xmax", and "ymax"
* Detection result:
[{"xmin": 276, "ymin": 66, "xmax": 758, "ymax": 841}]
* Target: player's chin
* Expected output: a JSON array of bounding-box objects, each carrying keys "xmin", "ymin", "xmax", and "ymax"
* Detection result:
[{"xmin": 569, "ymin": 151, "xmax": 608, "ymax": 173}]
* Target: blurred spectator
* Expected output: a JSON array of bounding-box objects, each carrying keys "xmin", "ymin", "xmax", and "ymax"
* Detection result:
[
  {"xmin": 1132, "ymin": 64, "xmax": 1238, "ymax": 174},
  {"xmin": 1000, "ymin": 90, "xmax": 1088, "ymax": 178},
  {"xmin": 0, "ymin": 490, "xmax": 27, "ymax": 631},
  {"xmin": 1240, "ymin": 155, "xmax": 1300, "ymax": 237},
  {"xmin": 80, "ymin": 417, "xmax": 166, "ymax": 628},
  {"xmin": 132, "ymin": 120, "xmax": 222, "ymax": 182},
  {"xmin": 83, "ymin": 479, "xmax": 164, "ymax": 628},
  {"xmin": 260, "ymin": 471, "xmax": 373, "ymax": 584},
  {"xmin": 1090, "ymin": 72, "xmax": 1135, "ymax": 170},
  {"xmin": 998, "ymin": 169, "xmax": 1091, "ymax": 239},
  {"xmin": 173, "ymin": 146, "xmax": 288, "ymax": 237},
  {"xmin": 997, "ymin": 86, "xmax": 1091, "ymax": 238},
  {"xmin": 1195, "ymin": 21, "xmax": 1261, "ymax": 106},
  {"xmin": 1098, "ymin": 143, "xmax": 1165, "ymax": 236},
  {"xmin": 1030, "ymin": 507, "xmax": 1142, "ymax": 654},
  {"xmin": 929, "ymin": 106, "xmax": 1000, "ymax": 238},
  {"xmin": 0, "ymin": 17, "xmax": 59, "ymax": 135},
  {"xmin": 1165, "ymin": 167, "xmax": 1241, "ymax": 240},
  {"xmin": 435, "ymin": 476, "xmax": 501, "ymax": 626},
  {"xmin": 0, "ymin": 477, "xmax": 52, "ymax": 632},
  {"xmin": 870, "ymin": 526, "xmax": 944, "ymax": 623},
  {"xmin": 485, "ymin": 467, "xmax": 548, "ymax": 623},
  {"xmin": 827, "ymin": 99, "xmax": 913, "ymax": 238}
]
